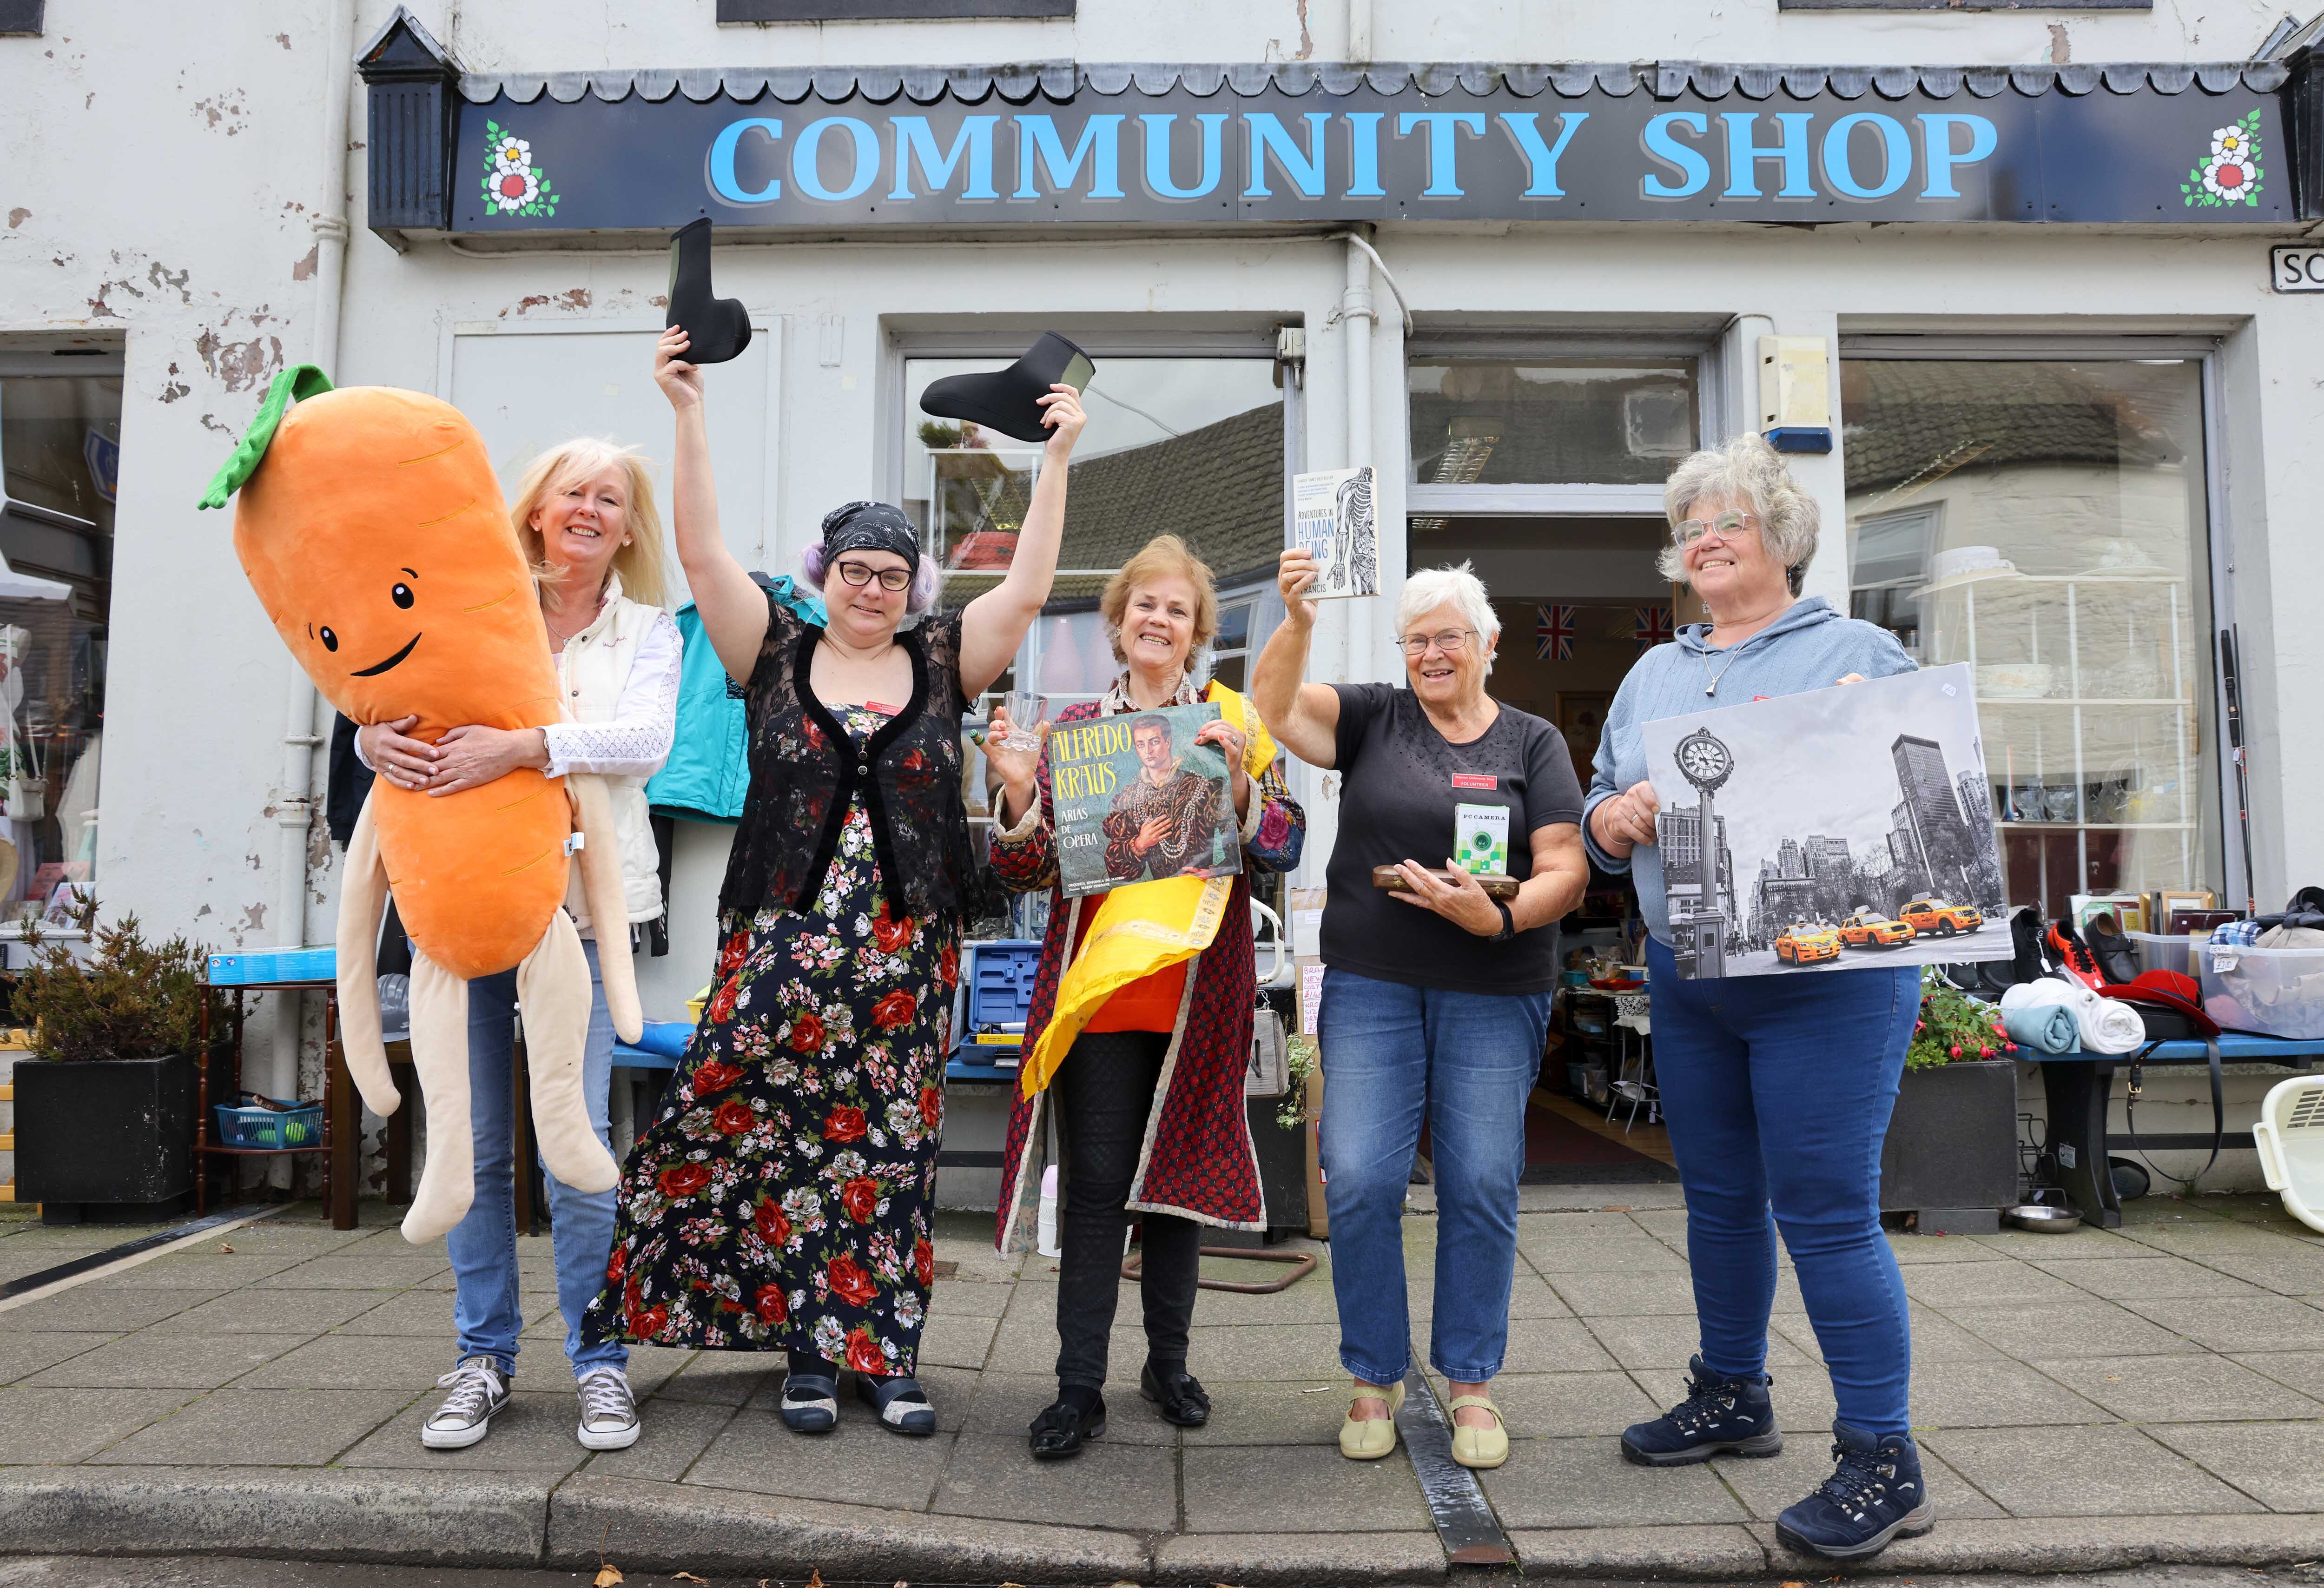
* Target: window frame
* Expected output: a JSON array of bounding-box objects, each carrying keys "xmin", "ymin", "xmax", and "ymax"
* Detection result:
[
  {"xmin": 719, "ymin": 0, "xmax": 1072, "ymax": 20},
  {"xmin": 1834, "ymin": 331, "xmax": 2238, "ymax": 908},
  {"xmin": 0, "ymin": 1, "xmax": 43, "ymax": 38},
  {"xmin": 1778, "ymin": 0, "xmax": 2146, "ymax": 9},
  {"xmin": 1402, "ymin": 331, "xmax": 1726, "ymax": 520}
]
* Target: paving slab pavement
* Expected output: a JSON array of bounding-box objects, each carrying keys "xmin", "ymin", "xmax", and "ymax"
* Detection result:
[{"xmin": 13, "ymin": 1188, "xmax": 2324, "ymax": 1580}]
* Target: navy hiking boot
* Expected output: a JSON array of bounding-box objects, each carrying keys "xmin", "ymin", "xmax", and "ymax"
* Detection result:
[
  {"xmin": 1620, "ymin": 1354, "xmax": 1782, "ymax": 1466},
  {"xmin": 1774, "ymin": 1421, "xmax": 1934, "ymax": 1561}
]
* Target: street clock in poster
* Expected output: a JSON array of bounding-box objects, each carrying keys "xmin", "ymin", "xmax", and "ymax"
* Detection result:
[
  {"xmin": 1639, "ymin": 664, "xmax": 2011, "ymax": 981},
  {"xmin": 1290, "ymin": 465, "xmax": 1378, "ymax": 600}
]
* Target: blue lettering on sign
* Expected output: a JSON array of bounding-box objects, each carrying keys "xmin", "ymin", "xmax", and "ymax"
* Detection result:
[
  {"xmin": 1722, "ymin": 112, "xmax": 1816, "ymax": 198},
  {"xmin": 1245, "ymin": 111, "xmax": 1330, "ymax": 198},
  {"xmin": 890, "ymin": 115, "xmax": 997, "ymax": 201},
  {"xmin": 1344, "ymin": 111, "xmax": 1386, "ymax": 198},
  {"xmin": 708, "ymin": 117, "xmax": 784, "ymax": 204},
  {"xmin": 1919, "ymin": 113, "xmax": 1999, "ymax": 199},
  {"xmin": 1822, "ymin": 112, "xmax": 1913, "ymax": 201},
  {"xmin": 1640, "ymin": 112, "xmax": 1710, "ymax": 198},
  {"xmin": 1398, "ymin": 111, "xmax": 1486, "ymax": 197},
  {"xmin": 1016, "ymin": 114, "xmax": 1126, "ymax": 200},
  {"xmin": 792, "ymin": 116, "xmax": 880, "ymax": 202},
  {"xmin": 1140, "ymin": 112, "xmax": 1228, "ymax": 199},
  {"xmin": 1499, "ymin": 112, "xmax": 1588, "ymax": 198}
]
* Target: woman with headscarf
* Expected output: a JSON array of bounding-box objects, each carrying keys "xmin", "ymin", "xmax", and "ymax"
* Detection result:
[{"xmin": 580, "ymin": 327, "xmax": 1085, "ymax": 1437}]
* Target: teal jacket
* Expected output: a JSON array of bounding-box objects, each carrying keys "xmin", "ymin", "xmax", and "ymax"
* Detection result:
[{"xmin": 647, "ymin": 574, "xmax": 825, "ymax": 824}]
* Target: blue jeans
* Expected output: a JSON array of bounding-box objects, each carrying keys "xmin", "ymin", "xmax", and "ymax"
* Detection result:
[
  {"xmin": 1645, "ymin": 935, "xmax": 1916, "ymax": 1435},
  {"xmin": 442, "ymin": 937, "xmax": 627, "ymax": 1382},
  {"xmin": 1318, "ymin": 967, "xmax": 1552, "ymax": 1384}
]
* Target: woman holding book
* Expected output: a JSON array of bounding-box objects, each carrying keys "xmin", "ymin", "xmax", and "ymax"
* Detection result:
[
  {"xmin": 1250, "ymin": 555, "xmax": 1588, "ymax": 1472},
  {"xmin": 984, "ymin": 534, "xmax": 1305, "ymax": 1460},
  {"xmin": 578, "ymin": 328, "xmax": 1083, "ymax": 1438}
]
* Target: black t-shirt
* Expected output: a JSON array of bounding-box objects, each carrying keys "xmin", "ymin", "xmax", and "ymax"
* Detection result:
[{"xmin": 1322, "ymin": 684, "xmax": 1585, "ymax": 995}]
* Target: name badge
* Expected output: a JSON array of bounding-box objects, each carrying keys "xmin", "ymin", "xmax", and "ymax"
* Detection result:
[
  {"xmin": 1450, "ymin": 773, "xmax": 1496, "ymax": 790},
  {"xmin": 865, "ymin": 700, "xmax": 900, "ymax": 716}
]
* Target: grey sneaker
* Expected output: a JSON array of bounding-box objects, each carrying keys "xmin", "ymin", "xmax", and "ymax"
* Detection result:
[
  {"xmin": 422, "ymin": 1356, "xmax": 510, "ymax": 1450},
  {"xmin": 576, "ymin": 1365, "xmax": 641, "ymax": 1450}
]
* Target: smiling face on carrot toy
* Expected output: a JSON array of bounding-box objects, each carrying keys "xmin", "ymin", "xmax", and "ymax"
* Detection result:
[{"xmin": 201, "ymin": 365, "xmax": 642, "ymax": 1244}]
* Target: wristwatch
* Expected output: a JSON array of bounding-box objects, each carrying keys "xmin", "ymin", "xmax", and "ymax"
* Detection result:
[{"xmin": 1490, "ymin": 900, "xmax": 1516, "ymax": 942}]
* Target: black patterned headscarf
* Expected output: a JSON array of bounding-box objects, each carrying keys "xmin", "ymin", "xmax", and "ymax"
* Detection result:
[{"xmin": 820, "ymin": 501, "xmax": 919, "ymax": 572}]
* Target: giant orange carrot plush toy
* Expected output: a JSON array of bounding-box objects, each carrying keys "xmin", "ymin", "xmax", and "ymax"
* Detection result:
[{"xmin": 200, "ymin": 365, "xmax": 641, "ymax": 1243}]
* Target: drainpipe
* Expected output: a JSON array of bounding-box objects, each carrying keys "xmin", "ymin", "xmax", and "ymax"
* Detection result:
[
  {"xmin": 265, "ymin": 0, "xmax": 357, "ymax": 1102},
  {"xmin": 1347, "ymin": 0, "xmax": 1373, "ymax": 61},
  {"xmin": 1341, "ymin": 232, "xmax": 1377, "ymax": 682}
]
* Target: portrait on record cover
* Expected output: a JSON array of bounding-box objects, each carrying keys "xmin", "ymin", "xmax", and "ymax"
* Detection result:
[{"xmin": 1048, "ymin": 703, "xmax": 1242, "ymax": 899}]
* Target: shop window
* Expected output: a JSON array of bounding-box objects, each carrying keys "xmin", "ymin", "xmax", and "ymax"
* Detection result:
[
  {"xmin": 0, "ymin": 2, "xmax": 44, "ymax": 37},
  {"xmin": 1208, "ymin": 596, "xmax": 1257, "ymax": 693},
  {"xmin": 1407, "ymin": 359, "xmax": 1697, "ymax": 489},
  {"xmin": 718, "ymin": 0, "xmax": 1071, "ymax": 19},
  {"xmin": 0, "ymin": 364, "xmax": 115, "ymax": 924},
  {"xmin": 1841, "ymin": 356, "xmax": 2218, "ymax": 917}
]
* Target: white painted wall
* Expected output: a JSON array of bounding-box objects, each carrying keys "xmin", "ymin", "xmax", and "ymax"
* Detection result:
[{"xmin": 1, "ymin": 0, "xmax": 2316, "ymax": 1197}]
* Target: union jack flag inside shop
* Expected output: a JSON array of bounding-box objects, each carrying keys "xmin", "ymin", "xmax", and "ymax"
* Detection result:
[
  {"xmin": 1634, "ymin": 605, "xmax": 1675, "ymax": 653},
  {"xmin": 1535, "ymin": 604, "xmax": 1577, "ymax": 661}
]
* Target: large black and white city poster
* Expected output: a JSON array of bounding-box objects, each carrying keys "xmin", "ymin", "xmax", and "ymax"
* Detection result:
[{"xmin": 1640, "ymin": 664, "xmax": 2011, "ymax": 981}]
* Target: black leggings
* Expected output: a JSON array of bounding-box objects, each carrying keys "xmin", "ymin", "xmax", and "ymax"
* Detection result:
[{"xmin": 1053, "ymin": 1030, "xmax": 1201, "ymax": 1391}]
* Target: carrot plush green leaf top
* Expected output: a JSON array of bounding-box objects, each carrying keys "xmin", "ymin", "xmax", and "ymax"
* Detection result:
[{"xmin": 195, "ymin": 363, "xmax": 336, "ymax": 510}]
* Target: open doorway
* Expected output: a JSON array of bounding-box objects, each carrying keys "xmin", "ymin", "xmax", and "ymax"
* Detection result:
[{"xmin": 1412, "ymin": 513, "xmax": 1682, "ymax": 1183}]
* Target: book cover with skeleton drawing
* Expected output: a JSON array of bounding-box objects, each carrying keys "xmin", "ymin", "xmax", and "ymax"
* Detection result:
[{"xmin": 1050, "ymin": 703, "xmax": 1243, "ymax": 899}]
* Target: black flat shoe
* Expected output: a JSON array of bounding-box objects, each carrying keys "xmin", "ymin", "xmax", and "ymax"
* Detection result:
[
  {"xmin": 1140, "ymin": 1363, "xmax": 1210, "ymax": 1427},
  {"xmin": 855, "ymin": 1372, "xmax": 937, "ymax": 1437},
  {"xmin": 1029, "ymin": 1392, "xmax": 1106, "ymax": 1460},
  {"xmin": 778, "ymin": 1371, "xmax": 838, "ymax": 1434}
]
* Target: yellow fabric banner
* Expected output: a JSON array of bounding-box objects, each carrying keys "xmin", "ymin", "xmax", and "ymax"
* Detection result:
[{"xmin": 1019, "ymin": 684, "xmax": 1275, "ymax": 1098}]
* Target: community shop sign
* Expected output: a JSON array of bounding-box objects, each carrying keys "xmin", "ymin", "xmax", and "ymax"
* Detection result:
[{"xmin": 446, "ymin": 73, "xmax": 2293, "ymax": 231}]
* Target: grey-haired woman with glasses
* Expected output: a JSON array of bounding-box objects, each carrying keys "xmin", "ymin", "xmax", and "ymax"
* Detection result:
[{"xmin": 1253, "ymin": 555, "xmax": 1588, "ymax": 1472}]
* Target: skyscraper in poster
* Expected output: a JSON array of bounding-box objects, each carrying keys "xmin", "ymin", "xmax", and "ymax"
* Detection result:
[{"xmin": 1893, "ymin": 734, "xmax": 1980, "ymax": 898}]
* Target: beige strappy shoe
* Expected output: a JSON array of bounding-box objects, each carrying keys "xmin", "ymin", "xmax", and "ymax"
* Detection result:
[
  {"xmin": 1339, "ymin": 1379, "xmax": 1405, "ymax": 1460},
  {"xmin": 1447, "ymin": 1394, "xmax": 1509, "ymax": 1469}
]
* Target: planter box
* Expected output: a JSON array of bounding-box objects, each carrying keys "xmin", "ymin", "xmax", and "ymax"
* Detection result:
[
  {"xmin": 1879, "ymin": 1058, "xmax": 2018, "ymax": 1230},
  {"xmin": 14, "ymin": 1052, "xmax": 197, "ymax": 1223}
]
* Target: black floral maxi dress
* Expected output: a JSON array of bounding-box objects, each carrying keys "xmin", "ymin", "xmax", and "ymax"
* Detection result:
[{"xmin": 581, "ymin": 705, "xmax": 959, "ymax": 1376}]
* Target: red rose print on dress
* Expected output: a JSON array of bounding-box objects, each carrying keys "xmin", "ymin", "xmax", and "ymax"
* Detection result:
[
  {"xmin": 840, "ymin": 1175, "xmax": 880, "ymax": 1224},
  {"xmin": 754, "ymin": 1283, "xmax": 789, "ymax": 1325},
  {"xmin": 605, "ymin": 1246, "xmax": 625, "ymax": 1284},
  {"xmin": 717, "ymin": 932, "xmax": 749, "ymax": 978},
  {"xmin": 845, "ymin": 1324, "xmax": 888, "ymax": 1375},
  {"xmin": 788, "ymin": 1012, "xmax": 826, "ymax": 1053},
  {"xmin": 919, "ymin": 1085, "xmax": 942, "ymax": 1130},
  {"xmin": 690, "ymin": 1059, "xmax": 743, "ymax": 1095},
  {"xmin": 828, "ymin": 1252, "xmax": 878, "ymax": 1308},
  {"xmin": 712, "ymin": 1098, "xmax": 759, "ymax": 1137},
  {"xmin": 871, "ymin": 908, "xmax": 912, "ymax": 955},
  {"xmin": 939, "ymin": 940, "xmax": 959, "ymax": 989},
  {"xmin": 913, "ymin": 1236, "xmax": 935, "ymax": 1288},
  {"xmin": 632, "ymin": 1303, "xmax": 668, "ymax": 1338},
  {"xmin": 824, "ymin": 1104, "xmax": 868, "ymax": 1142},
  {"xmin": 754, "ymin": 1198, "xmax": 792, "ymax": 1248},
  {"xmin": 658, "ymin": 1162, "xmax": 713, "ymax": 1200},
  {"xmin": 708, "ymin": 978, "xmax": 739, "ymax": 1023},
  {"xmin": 871, "ymin": 989, "xmax": 918, "ymax": 1030}
]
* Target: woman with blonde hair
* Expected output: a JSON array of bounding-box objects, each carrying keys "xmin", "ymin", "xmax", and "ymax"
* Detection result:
[
  {"xmin": 358, "ymin": 436, "xmax": 681, "ymax": 1456},
  {"xmin": 984, "ymin": 533, "xmax": 1305, "ymax": 1459}
]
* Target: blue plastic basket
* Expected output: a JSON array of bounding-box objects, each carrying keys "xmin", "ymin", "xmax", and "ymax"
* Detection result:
[{"xmin": 213, "ymin": 1098, "xmax": 324, "ymax": 1150}]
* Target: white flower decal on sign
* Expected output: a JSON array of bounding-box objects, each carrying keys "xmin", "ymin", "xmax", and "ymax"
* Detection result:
[
  {"xmin": 2184, "ymin": 109, "xmax": 2265, "ymax": 209},
  {"xmin": 479, "ymin": 119, "xmax": 560, "ymax": 219}
]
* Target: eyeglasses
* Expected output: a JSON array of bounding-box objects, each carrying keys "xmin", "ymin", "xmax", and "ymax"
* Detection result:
[
  {"xmin": 835, "ymin": 560, "xmax": 912, "ymax": 592},
  {"xmin": 1674, "ymin": 510, "xmax": 1762, "ymax": 546},
  {"xmin": 1397, "ymin": 629, "xmax": 1477, "ymax": 657}
]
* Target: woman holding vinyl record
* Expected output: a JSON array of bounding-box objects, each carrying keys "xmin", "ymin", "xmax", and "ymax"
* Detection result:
[
  {"xmin": 1251, "ymin": 554, "xmax": 1588, "ymax": 1472},
  {"xmin": 983, "ymin": 533, "xmax": 1306, "ymax": 1460},
  {"xmin": 1583, "ymin": 433, "xmax": 1927, "ymax": 1564},
  {"xmin": 579, "ymin": 321, "xmax": 1083, "ymax": 1440}
]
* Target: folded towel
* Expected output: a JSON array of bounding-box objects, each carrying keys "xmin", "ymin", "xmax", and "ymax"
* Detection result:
[
  {"xmin": 2002, "ymin": 975, "xmax": 2145, "ymax": 1055},
  {"xmin": 2001, "ymin": 1002, "xmax": 2080, "ymax": 1054},
  {"xmin": 633, "ymin": 1019, "xmax": 693, "ymax": 1059}
]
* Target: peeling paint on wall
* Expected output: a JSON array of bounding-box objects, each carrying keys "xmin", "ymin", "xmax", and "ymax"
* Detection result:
[
  {"xmin": 6, "ymin": 209, "xmax": 27, "ymax": 229},
  {"xmin": 291, "ymin": 245, "xmax": 319, "ymax": 282},
  {"xmin": 159, "ymin": 362, "xmax": 189, "ymax": 403},
  {"xmin": 194, "ymin": 326, "xmax": 285, "ymax": 392},
  {"xmin": 147, "ymin": 261, "xmax": 191, "ymax": 304},
  {"xmin": 190, "ymin": 91, "xmax": 249, "ymax": 136}
]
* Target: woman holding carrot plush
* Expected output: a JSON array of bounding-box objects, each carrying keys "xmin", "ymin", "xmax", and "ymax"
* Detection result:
[{"xmin": 578, "ymin": 328, "xmax": 1084, "ymax": 1437}]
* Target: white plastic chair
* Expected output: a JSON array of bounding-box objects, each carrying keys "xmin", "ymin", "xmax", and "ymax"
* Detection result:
[
  {"xmin": 2253, "ymin": 1075, "xmax": 2324, "ymax": 1233},
  {"xmin": 1608, "ymin": 992, "xmax": 1657, "ymax": 1131}
]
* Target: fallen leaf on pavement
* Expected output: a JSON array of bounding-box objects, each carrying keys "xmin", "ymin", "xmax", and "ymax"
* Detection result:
[
  {"xmin": 807, "ymin": 1572, "xmax": 825, "ymax": 1588},
  {"xmin": 217, "ymin": 1244, "xmax": 235, "ymax": 1253},
  {"xmin": 673, "ymin": 1575, "xmax": 710, "ymax": 1584},
  {"xmin": 592, "ymin": 1568, "xmax": 622, "ymax": 1588}
]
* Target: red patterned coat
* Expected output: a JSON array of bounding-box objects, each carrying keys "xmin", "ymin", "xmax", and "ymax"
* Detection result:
[{"xmin": 990, "ymin": 690, "xmax": 1306, "ymax": 1252}]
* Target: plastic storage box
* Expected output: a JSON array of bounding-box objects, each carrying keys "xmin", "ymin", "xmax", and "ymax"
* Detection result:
[
  {"xmin": 212, "ymin": 1097, "xmax": 324, "ymax": 1149},
  {"xmin": 948, "ymin": 940, "xmax": 1039, "ymax": 1080},
  {"xmin": 2202, "ymin": 939, "xmax": 2324, "ymax": 1039},
  {"xmin": 2254, "ymin": 1075, "xmax": 2324, "ymax": 1232}
]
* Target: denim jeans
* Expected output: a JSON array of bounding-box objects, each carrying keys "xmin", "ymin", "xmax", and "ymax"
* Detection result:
[
  {"xmin": 1317, "ymin": 966, "xmax": 1552, "ymax": 1384},
  {"xmin": 1644, "ymin": 935, "xmax": 1916, "ymax": 1435},
  {"xmin": 442, "ymin": 937, "xmax": 627, "ymax": 1382}
]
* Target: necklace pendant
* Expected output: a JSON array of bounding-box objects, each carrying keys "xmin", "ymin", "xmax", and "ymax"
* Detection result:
[{"xmin": 1704, "ymin": 680, "xmax": 1718, "ymax": 697}]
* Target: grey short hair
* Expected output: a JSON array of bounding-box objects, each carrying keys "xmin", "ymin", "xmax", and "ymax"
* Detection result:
[
  {"xmin": 1396, "ymin": 562, "xmax": 1501, "ymax": 674},
  {"xmin": 1658, "ymin": 432, "xmax": 1821, "ymax": 595}
]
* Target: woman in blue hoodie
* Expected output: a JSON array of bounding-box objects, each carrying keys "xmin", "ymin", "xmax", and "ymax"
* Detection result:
[{"xmin": 1585, "ymin": 432, "xmax": 1928, "ymax": 1563}]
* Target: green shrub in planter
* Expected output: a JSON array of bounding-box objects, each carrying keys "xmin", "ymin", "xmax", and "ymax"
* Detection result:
[{"xmin": 12, "ymin": 907, "xmax": 219, "ymax": 1222}]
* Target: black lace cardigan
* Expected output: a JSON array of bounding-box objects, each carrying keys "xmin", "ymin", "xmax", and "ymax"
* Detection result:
[{"xmin": 716, "ymin": 596, "xmax": 990, "ymax": 927}]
